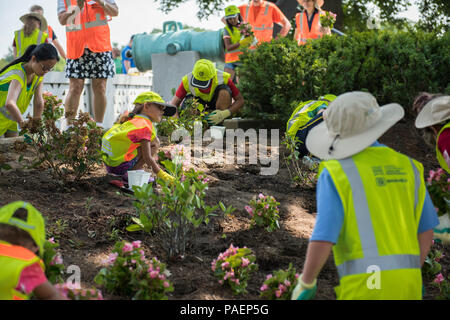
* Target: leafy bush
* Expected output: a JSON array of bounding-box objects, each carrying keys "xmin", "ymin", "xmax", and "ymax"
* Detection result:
[
  {"xmin": 94, "ymin": 240, "xmax": 173, "ymax": 300},
  {"xmin": 238, "ymin": 30, "xmax": 450, "ymax": 124},
  {"xmin": 211, "ymin": 244, "xmax": 258, "ymax": 295},
  {"xmin": 245, "ymin": 193, "xmax": 280, "ymax": 232},
  {"xmin": 260, "ymin": 263, "xmax": 300, "ymax": 300},
  {"xmin": 127, "ymin": 154, "xmax": 234, "ymax": 259},
  {"xmin": 20, "ymin": 92, "xmax": 103, "ymax": 182}
]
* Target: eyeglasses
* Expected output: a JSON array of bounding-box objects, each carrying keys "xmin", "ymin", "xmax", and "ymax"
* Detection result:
[{"xmin": 39, "ymin": 62, "xmax": 54, "ymax": 72}]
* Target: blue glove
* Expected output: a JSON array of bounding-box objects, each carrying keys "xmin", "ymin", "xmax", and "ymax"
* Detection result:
[{"xmin": 291, "ymin": 274, "xmax": 317, "ymax": 300}]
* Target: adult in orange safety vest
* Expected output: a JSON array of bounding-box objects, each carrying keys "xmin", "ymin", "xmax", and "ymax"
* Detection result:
[
  {"xmin": 57, "ymin": 0, "xmax": 118, "ymax": 127},
  {"xmin": 238, "ymin": 0, "xmax": 291, "ymax": 44},
  {"xmin": 295, "ymin": 0, "xmax": 331, "ymax": 45},
  {"xmin": 291, "ymin": 92, "xmax": 438, "ymax": 300}
]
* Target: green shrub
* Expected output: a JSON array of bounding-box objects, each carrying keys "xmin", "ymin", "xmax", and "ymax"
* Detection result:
[{"xmin": 238, "ymin": 30, "xmax": 450, "ymax": 124}]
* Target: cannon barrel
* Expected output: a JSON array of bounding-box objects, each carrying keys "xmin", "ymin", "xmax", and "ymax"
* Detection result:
[{"xmin": 132, "ymin": 21, "xmax": 225, "ymax": 71}]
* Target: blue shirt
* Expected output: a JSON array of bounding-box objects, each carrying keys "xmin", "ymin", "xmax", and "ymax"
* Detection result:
[
  {"xmin": 121, "ymin": 45, "xmax": 135, "ymax": 74},
  {"xmin": 311, "ymin": 141, "xmax": 440, "ymax": 243}
]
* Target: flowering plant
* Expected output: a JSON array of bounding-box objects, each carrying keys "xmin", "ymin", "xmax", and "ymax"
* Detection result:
[
  {"xmin": 245, "ymin": 193, "xmax": 280, "ymax": 232},
  {"xmin": 260, "ymin": 263, "xmax": 299, "ymax": 300},
  {"xmin": 55, "ymin": 283, "xmax": 104, "ymax": 300},
  {"xmin": 19, "ymin": 92, "xmax": 103, "ymax": 182},
  {"xmin": 422, "ymin": 244, "xmax": 444, "ymax": 277},
  {"xmin": 94, "ymin": 240, "xmax": 173, "ymax": 300},
  {"xmin": 43, "ymin": 238, "xmax": 65, "ymax": 284},
  {"xmin": 426, "ymin": 168, "xmax": 449, "ymax": 217},
  {"xmin": 211, "ymin": 244, "xmax": 258, "ymax": 295},
  {"xmin": 432, "ymin": 273, "xmax": 450, "ymax": 300},
  {"xmin": 319, "ymin": 11, "xmax": 336, "ymax": 29},
  {"xmin": 238, "ymin": 22, "xmax": 254, "ymax": 38}
]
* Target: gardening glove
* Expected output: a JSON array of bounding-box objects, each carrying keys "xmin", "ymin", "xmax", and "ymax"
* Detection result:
[
  {"xmin": 206, "ymin": 109, "xmax": 231, "ymax": 126},
  {"xmin": 24, "ymin": 134, "xmax": 33, "ymax": 145},
  {"xmin": 291, "ymin": 274, "xmax": 317, "ymax": 300},
  {"xmin": 156, "ymin": 170, "xmax": 175, "ymax": 184},
  {"xmin": 239, "ymin": 36, "xmax": 253, "ymax": 48}
]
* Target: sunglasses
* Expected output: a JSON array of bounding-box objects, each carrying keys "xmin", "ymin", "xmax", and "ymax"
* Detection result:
[{"xmin": 39, "ymin": 62, "xmax": 54, "ymax": 72}]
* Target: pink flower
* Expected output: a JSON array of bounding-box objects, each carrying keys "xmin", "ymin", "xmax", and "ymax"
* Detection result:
[
  {"xmin": 48, "ymin": 237, "xmax": 55, "ymax": 244},
  {"xmin": 131, "ymin": 259, "xmax": 137, "ymax": 264},
  {"xmin": 219, "ymin": 280, "xmax": 223, "ymax": 285},
  {"xmin": 234, "ymin": 278, "xmax": 240, "ymax": 284},
  {"xmin": 163, "ymin": 281, "xmax": 170, "ymax": 288},
  {"xmin": 221, "ymin": 261, "xmax": 230, "ymax": 268},
  {"xmin": 260, "ymin": 284, "xmax": 268, "ymax": 291},
  {"xmin": 275, "ymin": 290, "xmax": 282, "ymax": 298},
  {"xmin": 245, "ymin": 205, "xmax": 254, "ymax": 216},
  {"xmin": 266, "ymin": 274, "xmax": 273, "ymax": 280},
  {"xmin": 103, "ymin": 252, "xmax": 118, "ymax": 265},
  {"xmin": 284, "ymin": 280, "xmax": 291, "ymax": 287},
  {"xmin": 51, "ymin": 254, "xmax": 63, "ymax": 265},
  {"xmin": 122, "ymin": 243, "xmax": 133, "ymax": 253},
  {"xmin": 278, "ymin": 284, "xmax": 286, "ymax": 292},
  {"xmin": 132, "ymin": 240, "xmax": 141, "ymax": 248},
  {"xmin": 241, "ymin": 258, "xmax": 250, "ymax": 267},
  {"xmin": 434, "ymin": 273, "xmax": 444, "ymax": 284},
  {"xmin": 259, "ymin": 193, "xmax": 265, "ymax": 199},
  {"xmin": 295, "ymin": 273, "xmax": 300, "ymax": 279},
  {"xmin": 150, "ymin": 271, "xmax": 159, "ymax": 279},
  {"xmin": 264, "ymin": 204, "xmax": 269, "ymax": 209}
]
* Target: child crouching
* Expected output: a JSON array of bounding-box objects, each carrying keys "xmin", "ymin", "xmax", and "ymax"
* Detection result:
[{"xmin": 101, "ymin": 91, "xmax": 177, "ymax": 184}]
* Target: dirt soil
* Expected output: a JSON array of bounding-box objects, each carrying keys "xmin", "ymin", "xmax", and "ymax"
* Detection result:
[{"xmin": 0, "ymin": 116, "xmax": 448, "ymax": 300}]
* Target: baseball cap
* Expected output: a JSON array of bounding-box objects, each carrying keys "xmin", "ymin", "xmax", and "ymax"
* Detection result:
[
  {"xmin": 133, "ymin": 91, "xmax": 177, "ymax": 117},
  {"xmin": 191, "ymin": 59, "xmax": 216, "ymax": 89}
]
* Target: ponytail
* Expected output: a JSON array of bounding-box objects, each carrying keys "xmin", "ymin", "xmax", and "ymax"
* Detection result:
[
  {"xmin": 117, "ymin": 103, "xmax": 145, "ymax": 124},
  {"xmin": 0, "ymin": 43, "xmax": 59, "ymax": 74}
]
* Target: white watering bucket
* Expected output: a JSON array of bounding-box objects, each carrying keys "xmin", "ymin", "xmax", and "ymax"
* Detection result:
[
  {"xmin": 210, "ymin": 126, "xmax": 226, "ymax": 139},
  {"xmin": 127, "ymin": 170, "xmax": 151, "ymax": 189}
]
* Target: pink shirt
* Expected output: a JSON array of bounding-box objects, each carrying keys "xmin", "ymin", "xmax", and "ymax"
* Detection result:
[
  {"xmin": 15, "ymin": 262, "xmax": 47, "ymax": 295},
  {"xmin": 438, "ymin": 127, "xmax": 450, "ymax": 169}
]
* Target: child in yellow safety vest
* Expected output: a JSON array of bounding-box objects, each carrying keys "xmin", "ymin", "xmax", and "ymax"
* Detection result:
[
  {"xmin": 0, "ymin": 201, "xmax": 65, "ymax": 300},
  {"xmin": 101, "ymin": 92, "xmax": 177, "ymax": 185}
]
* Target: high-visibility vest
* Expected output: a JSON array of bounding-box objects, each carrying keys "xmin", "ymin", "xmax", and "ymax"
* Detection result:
[
  {"xmin": 240, "ymin": 1, "xmax": 279, "ymax": 44},
  {"xmin": 182, "ymin": 70, "xmax": 231, "ymax": 103},
  {"xmin": 47, "ymin": 25, "xmax": 54, "ymax": 43},
  {"xmin": 224, "ymin": 26, "xmax": 243, "ymax": 63},
  {"xmin": 101, "ymin": 114, "xmax": 157, "ymax": 167},
  {"xmin": 0, "ymin": 242, "xmax": 44, "ymax": 300},
  {"xmin": 436, "ymin": 122, "xmax": 450, "ymax": 173},
  {"xmin": 295, "ymin": 10, "xmax": 321, "ymax": 45},
  {"xmin": 0, "ymin": 63, "xmax": 42, "ymax": 136},
  {"xmin": 286, "ymin": 98, "xmax": 332, "ymax": 139},
  {"xmin": 63, "ymin": 0, "xmax": 112, "ymax": 60},
  {"xmin": 14, "ymin": 28, "xmax": 48, "ymax": 58},
  {"xmin": 320, "ymin": 146, "xmax": 425, "ymax": 300}
]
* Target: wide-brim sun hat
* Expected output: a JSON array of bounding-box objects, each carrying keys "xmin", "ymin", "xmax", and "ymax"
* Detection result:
[
  {"xmin": 191, "ymin": 59, "xmax": 216, "ymax": 89},
  {"xmin": 415, "ymin": 96, "xmax": 450, "ymax": 129},
  {"xmin": 20, "ymin": 13, "xmax": 48, "ymax": 32},
  {"xmin": 306, "ymin": 91, "xmax": 405, "ymax": 160},
  {"xmin": 133, "ymin": 91, "xmax": 177, "ymax": 117}
]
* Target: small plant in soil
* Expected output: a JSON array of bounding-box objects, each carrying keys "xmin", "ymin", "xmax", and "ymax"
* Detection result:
[
  {"xmin": 94, "ymin": 240, "xmax": 173, "ymax": 300},
  {"xmin": 211, "ymin": 244, "xmax": 258, "ymax": 295},
  {"xmin": 127, "ymin": 147, "xmax": 234, "ymax": 259},
  {"xmin": 19, "ymin": 91, "xmax": 104, "ymax": 182},
  {"xmin": 259, "ymin": 263, "xmax": 300, "ymax": 300},
  {"xmin": 42, "ymin": 237, "xmax": 65, "ymax": 284},
  {"xmin": 282, "ymin": 134, "xmax": 318, "ymax": 187},
  {"xmin": 426, "ymin": 168, "xmax": 449, "ymax": 217},
  {"xmin": 55, "ymin": 283, "xmax": 104, "ymax": 300},
  {"xmin": 245, "ymin": 193, "xmax": 280, "ymax": 232}
]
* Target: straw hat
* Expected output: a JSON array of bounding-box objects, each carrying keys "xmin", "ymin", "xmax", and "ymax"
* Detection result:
[
  {"xmin": 20, "ymin": 13, "xmax": 48, "ymax": 32},
  {"xmin": 415, "ymin": 96, "xmax": 450, "ymax": 129},
  {"xmin": 306, "ymin": 91, "xmax": 405, "ymax": 160}
]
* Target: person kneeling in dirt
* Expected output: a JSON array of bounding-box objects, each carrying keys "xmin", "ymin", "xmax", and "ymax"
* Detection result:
[
  {"xmin": 169, "ymin": 59, "xmax": 244, "ymax": 126},
  {"xmin": 0, "ymin": 201, "xmax": 66, "ymax": 300},
  {"xmin": 286, "ymin": 94, "xmax": 336, "ymax": 167},
  {"xmin": 101, "ymin": 91, "xmax": 177, "ymax": 185},
  {"xmin": 291, "ymin": 91, "xmax": 439, "ymax": 300}
]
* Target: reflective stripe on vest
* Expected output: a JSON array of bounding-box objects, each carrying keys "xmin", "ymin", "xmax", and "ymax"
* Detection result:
[
  {"xmin": 297, "ymin": 11, "xmax": 321, "ymax": 45},
  {"xmin": 0, "ymin": 69, "xmax": 25, "ymax": 121},
  {"xmin": 335, "ymin": 158, "xmax": 421, "ymax": 278},
  {"xmin": 286, "ymin": 100, "xmax": 317, "ymax": 132},
  {"xmin": 224, "ymin": 26, "xmax": 243, "ymax": 63},
  {"xmin": 14, "ymin": 29, "xmax": 47, "ymax": 58},
  {"xmin": 243, "ymin": 2, "xmax": 274, "ymax": 43},
  {"xmin": 436, "ymin": 122, "xmax": 450, "ymax": 173}
]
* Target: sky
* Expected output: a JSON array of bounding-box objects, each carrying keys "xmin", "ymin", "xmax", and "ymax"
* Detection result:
[{"xmin": 0, "ymin": 0, "xmax": 421, "ymax": 59}]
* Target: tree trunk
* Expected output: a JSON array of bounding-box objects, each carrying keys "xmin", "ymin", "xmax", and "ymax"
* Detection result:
[{"xmin": 321, "ymin": 0, "xmax": 344, "ymax": 31}]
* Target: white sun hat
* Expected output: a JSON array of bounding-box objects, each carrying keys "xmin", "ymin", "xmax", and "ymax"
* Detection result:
[
  {"xmin": 415, "ymin": 96, "xmax": 450, "ymax": 129},
  {"xmin": 306, "ymin": 91, "xmax": 405, "ymax": 160}
]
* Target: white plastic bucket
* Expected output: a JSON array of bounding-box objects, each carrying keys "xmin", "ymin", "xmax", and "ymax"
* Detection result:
[
  {"xmin": 128, "ymin": 170, "xmax": 151, "ymax": 189},
  {"xmin": 210, "ymin": 126, "xmax": 226, "ymax": 139}
]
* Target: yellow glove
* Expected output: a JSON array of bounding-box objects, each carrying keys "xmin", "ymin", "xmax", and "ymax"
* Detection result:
[
  {"xmin": 291, "ymin": 274, "xmax": 317, "ymax": 300},
  {"xmin": 206, "ymin": 109, "xmax": 231, "ymax": 126},
  {"xmin": 156, "ymin": 170, "xmax": 175, "ymax": 184},
  {"xmin": 239, "ymin": 36, "xmax": 253, "ymax": 48}
]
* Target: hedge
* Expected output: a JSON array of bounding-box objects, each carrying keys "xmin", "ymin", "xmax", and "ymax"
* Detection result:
[{"xmin": 237, "ymin": 30, "xmax": 450, "ymax": 123}]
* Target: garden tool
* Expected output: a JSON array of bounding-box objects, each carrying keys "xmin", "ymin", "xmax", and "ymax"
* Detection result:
[
  {"xmin": 291, "ymin": 274, "xmax": 317, "ymax": 300},
  {"xmin": 206, "ymin": 109, "xmax": 231, "ymax": 126}
]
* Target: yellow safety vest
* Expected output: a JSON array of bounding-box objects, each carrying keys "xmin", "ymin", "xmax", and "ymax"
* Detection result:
[
  {"xmin": 101, "ymin": 114, "xmax": 156, "ymax": 167},
  {"xmin": 14, "ymin": 29, "xmax": 48, "ymax": 58},
  {"xmin": 436, "ymin": 122, "xmax": 450, "ymax": 173},
  {"xmin": 182, "ymin": 70, "xmax": 231, "ymax": 103},
  {"xmin": 0, "ymin": 62, "xmax": 42, "ymax": 136},
  {"xmin": 286, "ymin": 96, "xmax": 334, "ymax": 139},
  {"xmin": 320, "ymin": 146, "xmax": 425, "ymax": 300},
  {"xmin": 0, "ymin": 242, "xmax": 44, "ymax": 300},
  {"xmin": 224, "ymin": 26, "xmax": 243, "ymax": 63}
]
